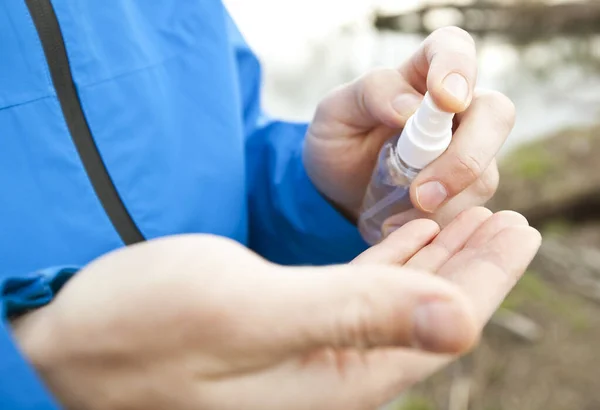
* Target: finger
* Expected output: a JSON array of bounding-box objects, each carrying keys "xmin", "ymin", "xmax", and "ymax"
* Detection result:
[
  {"xmin": 380, "ymin": 208, "xmax": 431, "ymax": 237},
  {"xmin": 267, "ymin": 265, "xmax": 478, "ymax": 355},
  {"xmin": 430, "ymin": 162, "xmax": 499, "ymax": 227},
  {"xmin": 410, "ymin": 90, "xmax": 515, "ymax": 213},
  {"xmin": 405, "ymin": 207, "xmax": 492, "ymax": 272},
  {"xmin": 352, "ymin": 219, "xmax": 440, "ymax": 265},
  {"xmin": 312, "ymin": 68, "xmax": 423, "ymax": 133},
  {"xmin": 438, "ymin": 226, "xmax": 542, "ymax": 321},
  {"xmin": 399, "ymin": 26, "xmax": 477, "ymax": 112},
  {"xmin": 378, "ymin": 165, "xmax": 498, "ymax": 236},
  {"xmin": 462, "ymin": 210, "xmax": 529, "ymax": 250},
  {"xmin": 353, "ymin": 69, "xmax": 422, "ymax": 129},
  {"xmin": 352, "ymin": 224, "xmax": 541, "ymax": 397}
]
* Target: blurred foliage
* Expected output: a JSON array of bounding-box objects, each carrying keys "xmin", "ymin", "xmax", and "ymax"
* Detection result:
[
  {"xmin": 541, "ymin": 219, "xmax": 573, "ymax": 238},
  {"xmin": 392, "ymin": 395, "xmax": 436, "ymax": 410},
  {"xmin": 501, "ymin": 270, "xmax": 590, "ymax": 331},
  {"xmin": 503, "ymin": 144, "xmax": 554, "ymax": 180}
]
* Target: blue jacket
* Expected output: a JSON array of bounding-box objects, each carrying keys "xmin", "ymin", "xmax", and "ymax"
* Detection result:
[{"xmin": 0, "ymin": 1, "xmax": 367, "ymax": 408}]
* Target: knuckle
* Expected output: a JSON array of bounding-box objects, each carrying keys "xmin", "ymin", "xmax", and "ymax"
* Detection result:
[
  {"xmin": 456, "ymin": 206, "xmax": 493, "ymax": 223},
  {"xmin": 182, "ymin": 234, "xmax": 247, "ymax": 261},
  {"xmin": 478, "ymin": 90, "xmax": 516, "ymax": 132},
  {"xmin": 361, "ymin": 68, "xmax": 396, "ymax": 93},
  {"xmin": 450, "ymin": 152, "xmax": 485, "ymax": 191},
  {"xmin": 433, "ymin": 26, "xmax": 475, "ymax": 45},
  {"xmin": 478, "ymin": 165, "xmax": 500, "ymax": 198},
  {"xmin": 357, "ymin": 68, "xmax": 402, "ymax": 120},
  {"xmin": 338, "ymin": 292, "xmax": 380, "ymax": 349},
  {"xmin": 360, "ymin": 69, "xmax": 395, "ymax": 102}
]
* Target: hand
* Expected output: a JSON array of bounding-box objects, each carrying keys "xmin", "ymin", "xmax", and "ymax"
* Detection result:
[
  {"xmin": 11, "ymin": 235, "xmax": 479, "ymax": 410},
  {"xmin": 11, "ymin": 208, "xmax": 540, "ymax": 410},
  {"xmin": 353, "ymin": 207, "xmax": 541, "ymax": 389},
  {"xmin": 304, "ymin": 27, "xmax": 514, "ymax": 227}
]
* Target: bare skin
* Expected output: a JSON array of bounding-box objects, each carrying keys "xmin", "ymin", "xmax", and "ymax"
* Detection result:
[
  {"xmin": 13, "ymin": 208, "xmax": 540, "ymax": 410},
  {"xmin": 304, "ymin": 27, "xmax": 512, "ymax": 229}
]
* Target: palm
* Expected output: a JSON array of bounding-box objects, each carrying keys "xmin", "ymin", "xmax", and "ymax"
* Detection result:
[
  {"xmin": 355, "ymin": 207, "xmax": 537, "ymax": 320},
  {"xmin": 204, "ymin": 208, "xmax": 539, "ymax": 409},
  {"xmin": 250, "ymin": 209, "xmax": 538, "ymax": 408},
  {"xmin": 342, "ymin": 207, "xmax": 539, "ymax": 403}
]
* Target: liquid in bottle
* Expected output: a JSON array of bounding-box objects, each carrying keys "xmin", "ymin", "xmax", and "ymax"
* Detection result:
[{"xmin": 358, "ymin": 92, "xmax": 455, "ymax": 245}]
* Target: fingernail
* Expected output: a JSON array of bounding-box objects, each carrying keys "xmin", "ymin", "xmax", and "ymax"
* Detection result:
[
  {"xmin": 442, "ymin": 73, "xmax": 469, "ymax": 105},
  {"xmin": 416, "ymin": 181, "xmax": 447, "ymax": 212},
  {"xmin": 413, "ymin": 301, "xmax": 470, "ymax": 352},
  {"xmin": 392, "ymin": 94, "xmax": 422, "ymax": 119}
]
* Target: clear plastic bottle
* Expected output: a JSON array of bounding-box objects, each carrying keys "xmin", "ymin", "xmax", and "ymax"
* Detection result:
[{"xmin": 358, "ymin": 92, "xmax": 455, "ymax": 245}]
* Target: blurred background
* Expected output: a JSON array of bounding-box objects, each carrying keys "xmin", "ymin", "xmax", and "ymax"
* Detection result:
[{"xmin": 225, "ymin": 0, "xmax": 600, "ymax": 409}]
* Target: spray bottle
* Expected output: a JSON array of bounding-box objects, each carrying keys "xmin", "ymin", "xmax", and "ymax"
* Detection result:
[{"xmin": 358, "ymin": 92, "xmax": 455, "ymax": 245}]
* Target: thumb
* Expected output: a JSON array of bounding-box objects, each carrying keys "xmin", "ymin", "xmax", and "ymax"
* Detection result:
[
  {"xmin": 264, "ymin": 264, "xmax": 479, "ymax": 356},
  {"xmin": 313, "ymin": 68, "xmax": 422, "ymax": 133},
  {"xmin": 400, "ymin": 26, "xmax": 477, "ymax": 113}
]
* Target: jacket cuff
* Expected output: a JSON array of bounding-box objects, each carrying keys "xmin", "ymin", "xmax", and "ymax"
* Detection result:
[
  {"xmin": 0, "ymin": 267, "xmax": 78, "ymax": 409},
  {"xmin": 293, "ymin": 142, "xmax": 369, "ymax": 263}
]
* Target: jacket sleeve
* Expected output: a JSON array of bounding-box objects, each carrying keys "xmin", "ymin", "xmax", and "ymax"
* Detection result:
[
  {"xmin": 226, "ymin": 17, "xmax": 368, "ymax": 265},
  {"xmin": 0, "ymin": 267, "xmax": 78, "ymax": 409}
]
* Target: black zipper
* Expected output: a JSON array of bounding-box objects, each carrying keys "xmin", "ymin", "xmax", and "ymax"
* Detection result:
[{"xmin": 25, "ymin": 0, "xmax": 145, "ymax": 245}]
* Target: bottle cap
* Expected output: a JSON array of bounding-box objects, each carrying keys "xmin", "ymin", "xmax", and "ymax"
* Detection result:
[{"xmin": 396, "ymin": 92, "xmax": 454, "ymax": 170}]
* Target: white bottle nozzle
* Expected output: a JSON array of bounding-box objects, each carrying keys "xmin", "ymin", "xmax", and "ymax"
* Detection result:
[{"xmin": 396, "ymin": 92, "xmax": 454, "ymax": 170}]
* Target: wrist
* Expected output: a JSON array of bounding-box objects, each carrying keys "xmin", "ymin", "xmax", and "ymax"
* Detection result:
[
  {"xmin": 11, "ymin": 306, "xmax": 60, "ymax": 392},
  {"xmin": 302, "ymin": 141, "xmax": 360, "ymax": 224}
]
